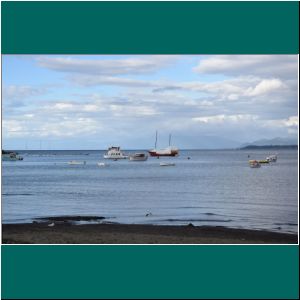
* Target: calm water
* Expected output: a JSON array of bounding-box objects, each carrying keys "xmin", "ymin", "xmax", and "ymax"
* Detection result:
[{"xmin": 1, "ymin": 149, "xmax": 298, "ymax": 234}]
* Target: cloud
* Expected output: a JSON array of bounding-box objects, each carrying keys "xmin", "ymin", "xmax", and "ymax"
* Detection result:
[
  {"xmin": 46, "ymin": 102, "xmax": 105, "ymax": 113},
  {"xmin": 263, "ymin": 116, "xmax": 298, "ymax": 128},
  {"xmin": 38, "ymin": 117, "xmax": 100, "ymax": 137},
  {"xmin": 152, "ymin": 86, "xmax": 183, "ymax": 93},
  {"xmin": 109, "ymin": 104, "xmax": 159, "ymax": 117},
  {"xmin": 194, "ymin": 55, "xmax": 298, "ymax": 78},
  {"xmin": 37, "ymin": 56, "xmax": 178, "ymax": 76},
  {"xmin": 3, "ymin": 112, "xmax": 102, "ymax": 138},
  {"xmin": 192, "ymin": 114, "xmax": 258, "ymax": 124},
  {"xmin": 2, "ymin": 55, "xmax": 298, "ymax": 148},
  {"xmin": 3, "ymin": 85, "xmax": 48, "ymax": 107},
  {"xmin": 178, "ymin": 76, "xmax": 289, "ymax": 102},
  {"xmin": 284, "ymin": 116, "xmax": 298, "ymax": 127},
  {"xmin": 244, "ymin": 79, "xmax": 286, "ymax": 97},
  {"xmin": 69, "ymin": 74, "xmax": 158, "ymax": 88}
]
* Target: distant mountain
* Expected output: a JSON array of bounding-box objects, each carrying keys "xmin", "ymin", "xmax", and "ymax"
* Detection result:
[{"xmin": 240, "ymin": 137, "xmax": 298, "ymax": 148}]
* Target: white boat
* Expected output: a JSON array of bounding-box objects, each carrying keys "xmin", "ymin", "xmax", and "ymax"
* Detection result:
[
  {"xmin": 2, "ymin": 151, "xmax": 23, "ymax": 161},
  {"xmin": 266, "ymin": 154, "xmax": 277, "ymax": 162},
  {"xmin": 129, "ymin": 153, "xmax": 148, "ymax": 161},
  {"xmin": 160, "ymin": 162, "xmax": 176, "ymax": 167},
  {"xmin": 104, "ymin": 146, "xmax": 128, "ymax": 159},
  {"xmin": 97, "ymin": 162, "xmax": 109, "ymax": 167},
  {"xmin": 148, "ymin": 132, "xmax": 179, "ymax": 157},
  {"xmin": 68, "ymin": 160, "xmax": 86, "ymax": 165}
]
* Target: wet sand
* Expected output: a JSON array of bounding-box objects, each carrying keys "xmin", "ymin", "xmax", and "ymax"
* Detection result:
[{"xmin": 2, "ymin": 222, "xmax": 298, "ymax": 244}]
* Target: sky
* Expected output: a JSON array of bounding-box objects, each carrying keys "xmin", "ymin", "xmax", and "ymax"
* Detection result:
[{"xmin": 1, "ymin": 55, "xmax": 298, "ymax": 150}]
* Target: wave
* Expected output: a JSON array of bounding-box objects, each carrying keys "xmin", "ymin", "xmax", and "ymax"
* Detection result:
[
  {"xmin": 2, "ymin": 193, "xmax": 33, "ymax": 196},
  {"xmin": 164, "ymin": 218, "xmax": 232, "ymax": 223},
  {"xmin": 274, "ymin": 222, "xmax": 298, "ymax": 226}
]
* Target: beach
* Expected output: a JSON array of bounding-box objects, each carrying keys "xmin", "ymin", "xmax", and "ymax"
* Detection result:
[{"xmin": 2, "ymin": 222, "xmax": 297, "ymax": 244}]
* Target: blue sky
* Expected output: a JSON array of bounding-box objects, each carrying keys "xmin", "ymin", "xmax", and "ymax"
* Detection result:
[{"xmin": 2, "ymin": 55, "xmax": 298, "ymax": 149}]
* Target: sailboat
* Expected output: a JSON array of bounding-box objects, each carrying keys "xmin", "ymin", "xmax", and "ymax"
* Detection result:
[{"xmin": 148, "ymin": 131, "xmax": 179, "ymax": 157}]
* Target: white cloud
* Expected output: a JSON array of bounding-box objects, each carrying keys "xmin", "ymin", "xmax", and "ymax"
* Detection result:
[
  {"xmin": 43, "ymin": 101, "xmax": 106, "ymax": 113},
  {"xmin": 2, "ymin": 55, "xmax": 298, "ymax": 148},
  {"xmin": 264, "ymin": 116, "xmax": 298, "ymax": 128},
  {"xmin": 2, "ymin": 120, "xmax": 24, "ymax": 137},
  {"xmin": 70, "ymin": 75, "xmax": 159, "ymax": 88},
  {"xmin": 109, "ymin": 104, "xmax": 159, "ymax": 117},
  {"xmin": 38, "ymin": 117, "xmax": 100, "ymax": 137},
  {"xmin": 37, "ymin": 55, "xmax": 178, "ymax": 76},
  {"xmin": 194, "ymin": 55, "xmax": 298, "ymax": 78},
  {"xmin": 192, "ymin": 114, "xmax": 258, "ymax": 124},
  {"xmin": 284, "ymin": 116, "xmax": 298, "ymax": 127},
  {"xmin": 244, "ymin": 79, "xmax": 286, "ymax": 97}
]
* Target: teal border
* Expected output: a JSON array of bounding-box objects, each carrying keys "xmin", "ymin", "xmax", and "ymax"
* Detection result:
[
  {"xmin": 1, "ymin": 1, "xmax": 299, "ymax": 54},
  {"xmin": 1, "ymin": 1, "xmax": 299, "ymax": 299},
  {"xmin": 1, "ymin": 246, "xmax": 299, "ymax": 299}
]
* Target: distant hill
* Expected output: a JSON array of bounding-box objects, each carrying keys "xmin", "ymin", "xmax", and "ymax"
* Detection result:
[
  {"xmin": 240, "ymin": 144, "xmax": 298, "ymax": 150},
  {"xmin": 240, "ymin": 137, "xmax": 298, "ymax": 148}
]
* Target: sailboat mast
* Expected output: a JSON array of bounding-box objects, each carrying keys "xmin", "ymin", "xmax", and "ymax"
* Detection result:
[
  {"xmin": 169, "ymin": 134, "xmax": 171, "ymax": 146},
  {"xmin": 155, "ymin": 130, "xmax": 158, "ymax": 149}
]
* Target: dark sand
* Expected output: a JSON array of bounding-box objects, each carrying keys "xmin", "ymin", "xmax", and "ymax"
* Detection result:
[{"xmin": 2, "ymin": 222, "xmax": 298, "ymax": 244}]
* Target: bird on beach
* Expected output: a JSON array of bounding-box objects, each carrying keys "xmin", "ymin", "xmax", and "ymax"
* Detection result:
[{"xmin": 48, "ymin": 222, "xmax": 55, "ymax": 227}]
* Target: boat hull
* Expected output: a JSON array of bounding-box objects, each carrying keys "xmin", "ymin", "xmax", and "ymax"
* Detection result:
[
  {"xmin": 68, "ymin": 161, "xmax": 86, "ymax": 165},
  {"xmin": 250, "ymin": 164, "xmax": 261, "ymax": 168},
  {"xmin": 129, "ymin": 156, "xmax": 148, "ymax": 161},
  {"xmin": 148, "ymin": 151, "xmax": 178, "ymax": 157},
  {"xmin": 160, "ymin": 162, "xmax": 176, "ymax": 166},
  {"xmin": 97, "ymin": 162, "xmax": 109, "ymax": 167},
  {"xmin": 258, "ymin": 160, "xmax": 269, "ymax": 164},
  {"xmin": 2, "ymin": 154, "xmax": 23, "ymax": 161},
  {"xmin": 103, "ymin": 155, "xmax": 128, "ymax": 159}
]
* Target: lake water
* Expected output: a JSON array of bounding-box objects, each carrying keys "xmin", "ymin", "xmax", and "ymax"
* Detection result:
[{"xmin": 1, "ymin": 149, "xmax": 298, "ymax": 234}]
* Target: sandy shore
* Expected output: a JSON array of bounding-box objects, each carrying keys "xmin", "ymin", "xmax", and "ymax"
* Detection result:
[{"xmin": 2, "ymin": 222, "xmax": 298, "ymax": 244}]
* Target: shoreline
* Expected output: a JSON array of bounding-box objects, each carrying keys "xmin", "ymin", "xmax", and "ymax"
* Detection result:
[{"xmin": 2, "ymin": 222, "xmax": 298, "ymax": 244}]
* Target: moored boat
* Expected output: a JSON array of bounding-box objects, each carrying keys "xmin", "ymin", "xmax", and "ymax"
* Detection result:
[
  {"xmin": 249, "ymin": 160, "xmax": 261, "ymax": 168},
  {"xmin": 258, "ymin": 160, "xmax": 269, "ymax": 164},
  {"xmin": 2, "ymin": 150, "xmax": 23, "ymax": 161},
  {"xmin": 129, "ymin": 153, "xmax": 148, "ymax": 161},
  {"xmin": 97, "ymin": 162, "xmax": 109, "ymax": 167},
  {"xmin": 104, "ymin": 146, "xmax": 128, "ymax": 159},
  {"xmin": 68, "ymin": 160, "xmax": 86, "ymax": 165},
  {"xmin": 266, "ymin": 154, "xmax": 277, "ymax": 162},
  {"xmin": 160, "ymin": 162, "xmax": 176, "ymax": 167},
  {"xmin": 148, "ymin": 131, "xmax": 179, "ymax": 157}
]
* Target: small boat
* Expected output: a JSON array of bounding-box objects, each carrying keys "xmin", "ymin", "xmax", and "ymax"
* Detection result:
[
  {"xmin": 148, "ymin": 131, "xmax": 179, "ymax": 157},
  {"xmin": 266, "ymin": 154, "xmax": 277, "ymax": 162},
  {"xmin": 129, "ymin": 153, "xmax": 148, "ymax": 161},
  {"xmin": 249, "ymin": 160, "xmax": 261, "ymax": 168},
  {"xmin": 2, "ymin": 150, "xmax": 23, "ymax": 161},
  {"xmin": 104, "ymin": 146, "xmax": 128, "ymax": 159},
  {"xmin": 68, "ymin": 160, "xmax": 86, "ymax": 165},
  {"xmin": 97, "ymin": 162, "xmax": 109, "ymax": 167},
  {"xmin": 258, "ymin": 160, "xmax": 269, "ymax": 164},
  {"xmin": 160, "ymin": 162, "xmax": 176, "ymax": 167}
]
